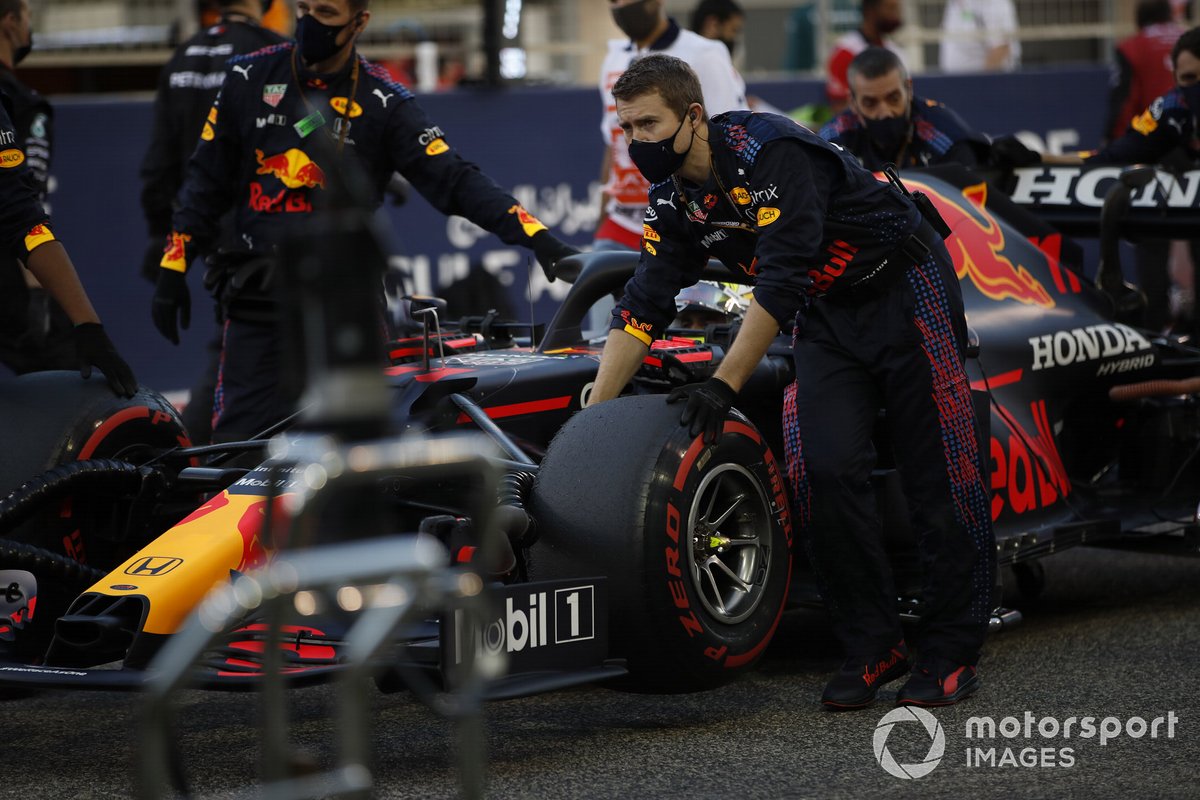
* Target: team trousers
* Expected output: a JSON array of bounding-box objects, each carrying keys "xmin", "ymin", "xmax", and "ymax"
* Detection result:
[{"xmin": 782, "ymin": 241, "xmax": 996, "ymax": 665}]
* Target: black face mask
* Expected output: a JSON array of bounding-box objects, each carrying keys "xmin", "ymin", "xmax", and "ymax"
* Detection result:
[
  {"xmin": 722, "ymin": 38, "xmax": 736, "ymax": 58},
  {"xmin": 864, "ymin": 115, "xmax": 911, "ymax": 159},
  {"xmin": 612, "ymin": 0, "xmax": 660, "ymax": 43},
  {"xmin": 261, "ymin": 0, "xmax": 273, "ymax": 14},
  {"xmin": 13, "ymin": 34, "xmax": 30, "ymax": 66},
  {"xmin": 296, "ymin": 12, "xmax": 355, "ymax": 66},
  {"xmin": 1182, "ymin": 83, "xmax": 1200, "ymax": 117},
  {"xmin": 628, "ymin": 113, "xmax": 695, "ymax": 184}
]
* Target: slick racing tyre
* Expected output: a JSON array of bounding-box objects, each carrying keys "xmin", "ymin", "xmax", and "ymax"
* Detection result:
[
  {"xmin": 0, "ymin": 372, "xmax": 189, "ymax": 656},
  {"xmin": 530, "ymin": 394, "xmax": 792, "ymax": 693}
]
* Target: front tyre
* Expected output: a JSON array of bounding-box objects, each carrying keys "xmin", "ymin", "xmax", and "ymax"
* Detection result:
[{"xmin": 530, "ymin": 394, "xmax": 792, "ymax": 692}]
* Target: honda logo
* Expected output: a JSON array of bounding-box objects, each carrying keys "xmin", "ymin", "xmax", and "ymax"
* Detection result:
[{"xmin": 124, "ymin": 556, "xmax": 183, "ymax": 577}]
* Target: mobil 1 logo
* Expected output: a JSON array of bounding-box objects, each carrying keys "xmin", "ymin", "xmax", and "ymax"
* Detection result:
[{"xmin": 443, "ymin": 577, "xmax": 609, "ymax": 676}]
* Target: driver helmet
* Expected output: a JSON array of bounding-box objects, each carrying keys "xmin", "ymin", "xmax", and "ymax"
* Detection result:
[{"xmin": 673, "ymin": 281, "xmax": 751, "ymax": 329}]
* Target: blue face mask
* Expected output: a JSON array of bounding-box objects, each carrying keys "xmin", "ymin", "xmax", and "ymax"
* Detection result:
[{"xmin": 296, "ymin": 12, "xmax": 356, "ymax": 66}]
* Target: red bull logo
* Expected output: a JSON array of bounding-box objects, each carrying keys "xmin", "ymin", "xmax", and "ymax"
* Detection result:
[
  {"xmin": 906, "ymin": 179, "xmax": 1055, "ymax": 309},
  {"xmin": 23, "ymin": 223, "xmax": 54, "ymax": 253},
  {"xmin": 255, "ymin": 148, "xmax": 326, "ymax": 190},
  {"xmin": 161, "ymin": 231, "xmax": 191, "ymax": 272},
  {"xmin": 507, "ymin": 204, "xmax": 548, "ymax": 238}
]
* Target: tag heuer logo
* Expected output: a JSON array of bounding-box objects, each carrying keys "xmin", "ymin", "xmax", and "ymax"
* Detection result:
[{"xmin": 262, "ymin": 84, "xmax": 287, "ymax": 107}]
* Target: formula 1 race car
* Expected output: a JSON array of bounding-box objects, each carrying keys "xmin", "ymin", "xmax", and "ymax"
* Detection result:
[{"xmin": 1, "ymin": 163, "xmax": 1198, "ymax": 698}]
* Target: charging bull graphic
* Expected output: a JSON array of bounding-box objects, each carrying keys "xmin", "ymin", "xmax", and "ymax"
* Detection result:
[
  {"xmin": 255, "ymin": 148, "xmax": 326, "ymax": 190},
  {"xmin": 906, "ymin": 178, "xmax": 1056, "ymax": 309}
]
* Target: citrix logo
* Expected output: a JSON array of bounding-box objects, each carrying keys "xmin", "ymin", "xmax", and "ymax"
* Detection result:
[{"xmin": 874, "ymin": 706, "xmax": 946, "ymax": 779}]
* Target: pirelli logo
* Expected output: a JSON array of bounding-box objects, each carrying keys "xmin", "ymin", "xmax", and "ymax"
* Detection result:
[{"xmin": 125, "ymin": 556, "xmax": 184, "ymax": 577}]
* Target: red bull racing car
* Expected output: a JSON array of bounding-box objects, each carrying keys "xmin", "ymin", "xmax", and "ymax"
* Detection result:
[{"xmin": 1, "ymin": 163, "xmax": 1198, "ymax": 696}]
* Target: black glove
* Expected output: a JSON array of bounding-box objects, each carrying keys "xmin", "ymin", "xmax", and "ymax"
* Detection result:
[
  {"xmin": 530, "ymin": 231, "xmax": 580, "ymax": 283},
  {"xmin": 141, "ymin": 236, "xmax": 166, "ymax": 283},
  {"xmin": 990, "ymin": 135, "xmax": 1042, "ymax": 169},
  {"xmin": 73, "ymin": 323, "xmax": 138, "ymax": 398},
  {"xmin": 667, "ymin": 377, "xmax": 737, "ymax": 444},
  {"xmin": 152, "ymin": 269, "xmax": 190, "ymax": 345}
]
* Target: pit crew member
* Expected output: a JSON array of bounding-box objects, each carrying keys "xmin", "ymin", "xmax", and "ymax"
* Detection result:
[
  {"xmin": 0, "ymin": 0, "xmax": 75, "ymax": 375},
  {"xmin": 151, "ymin": 0, "xmax": 578, "ymax": 441},
  {"xmin": 1003, "ymin": 26, "xmax": 1200, "ymax": 334},
  {"xmin": 140, "ymin": 0, "xmax": 284, "ymax": 444},
  {"xmin": 820, "ymin": 47, "xmax": 989, "ymax": 171},
  {"xmin": 0, "ymin": 95, "xmax": 137, "ymax": 396},
  {"xmin": 588, "ymin": 54, "xmax": 996, "ymax": 710}
]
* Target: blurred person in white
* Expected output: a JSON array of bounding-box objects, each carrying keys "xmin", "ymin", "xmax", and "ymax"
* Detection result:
[
  {"xmin": 596, "ymin": 0, "xmax": 746, "ymax": 251},
  {"xmin": 940, "ymin": 0, "xmax": 1021, "ymax": 73}
]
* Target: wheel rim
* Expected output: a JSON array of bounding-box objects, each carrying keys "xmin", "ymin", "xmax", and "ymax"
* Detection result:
[{"xmin": 686, "ymin": 462, "xmax": 773, "ymax": 625}]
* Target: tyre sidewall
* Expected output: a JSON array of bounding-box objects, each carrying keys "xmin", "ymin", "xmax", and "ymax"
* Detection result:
[{"xmin": 630, "ymin": 417, "xmax": 792, "ymax": 689}]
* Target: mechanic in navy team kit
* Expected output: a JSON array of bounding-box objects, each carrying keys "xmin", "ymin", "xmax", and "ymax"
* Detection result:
[
  {"xmin": 0, "ymin": 0, "xmax": 75, "ymax": 374},
  {"xmin": 140, "ymin": 0, "xmax": 284, "ymax": 444},
  {"xmin": 1010, "ymin": 26, "xmax": 1200, "ymax": 334},
  {"xmin": 820, "ymin": 47, "xmax": 989, "ymax": 171},
  {"xmin": 0, "ymin": 95, "xmax": 137, "ymax": 396},
  {"xmin": 151, "ymin": 0, "xmax": 578, "ymax": 442},
  {"xmin": 587, "ymin": 54, "xmax": 995, "ymax": 709}
]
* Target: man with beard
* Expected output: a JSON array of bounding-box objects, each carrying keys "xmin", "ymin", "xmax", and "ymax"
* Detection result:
[
  {"xmin": 820, "ymin": 47, "xmax": 989, "ymax": 171},
  {"xmin": 824, "ymin": 0, "xmax": 906, "ymax": 115}
]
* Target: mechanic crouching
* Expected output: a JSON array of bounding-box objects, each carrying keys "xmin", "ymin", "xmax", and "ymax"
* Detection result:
[
  {"xmin": 150, "ymin": 0, "xmax": 577, "ymax": 442},
  {"xmin": 587, "ymin": 54, "xmax": 995, "ymax": 709}
]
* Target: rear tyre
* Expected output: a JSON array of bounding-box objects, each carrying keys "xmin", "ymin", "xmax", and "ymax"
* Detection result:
[{"xmin": 530, "ymin": 394, "xmax": 792, "ymax": 693}]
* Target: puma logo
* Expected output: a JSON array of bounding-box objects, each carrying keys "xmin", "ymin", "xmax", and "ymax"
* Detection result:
[
  {"xmin": 373, "ymin": 88, "xmax": 395, "ymax": 108},
  {"xmin": 655, "ymin": 196, "xmax": 677, "ymax": 210},
  {"xmin": 232, "ymin": 64, "xmax": 253, "ymax": 81}
]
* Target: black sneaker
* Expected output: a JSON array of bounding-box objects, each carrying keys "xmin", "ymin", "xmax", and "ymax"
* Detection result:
[
  {"xmin": 820, "ymin": 641, "xmax": 910, "ymax": 710},
  {"xmin": 896, "ymin": 658, "xmax": 980, "ymax": 707}
]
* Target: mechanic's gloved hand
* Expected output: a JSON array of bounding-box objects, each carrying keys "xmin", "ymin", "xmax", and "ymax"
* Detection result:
[
  {"xmin": 152, "ymin": 268, "xmax": 190, "ymax": 345},
  {"xmin": 73, "ymin": 322, "xmax": 138, "ymax": 398},
  {"xmin": 531, "ymin": 230, "xmax": 581, "ymax": 283},
  {"xmin": 141, "ymin": 236, "xmax": 166, "ymax": 283},
  {"xmin": 990, "ymin": 135, "xmax": 1042, "ymax": 169},
  {"xmin": 667, "ymin": 377, "xmax": 737, "ymax": 444}
]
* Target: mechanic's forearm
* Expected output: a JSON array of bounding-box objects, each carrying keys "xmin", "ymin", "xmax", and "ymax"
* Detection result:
[
  {"xmin": 712, "ymin": 301, "xmax": 781, "ymax": 392},
  {"xmin": 590, "ymin": 328, "xmax": 650, "ymax": 405},
  {"xmin": 25, "ymin": 242, "xmax": 100, "ymax": 325}
]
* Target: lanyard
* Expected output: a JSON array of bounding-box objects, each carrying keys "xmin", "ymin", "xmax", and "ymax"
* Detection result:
[
  {"xmin": 289, "ymin": 48, "xmax": 360, "ymax": 155},
  {"xmin": 672, "ymin": 157, "xmax": 759, "ymax": 233}
]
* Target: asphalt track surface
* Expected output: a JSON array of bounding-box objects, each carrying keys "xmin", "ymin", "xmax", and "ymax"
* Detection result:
[{"xmin": 5, "ymin": 545, "xmax": 1200, "ymax": 800}]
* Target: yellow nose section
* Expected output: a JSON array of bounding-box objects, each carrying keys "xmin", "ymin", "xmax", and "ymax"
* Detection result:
[{"xmin": 85, "ymin": 490, "xmax": 280, "ymax": 635}]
